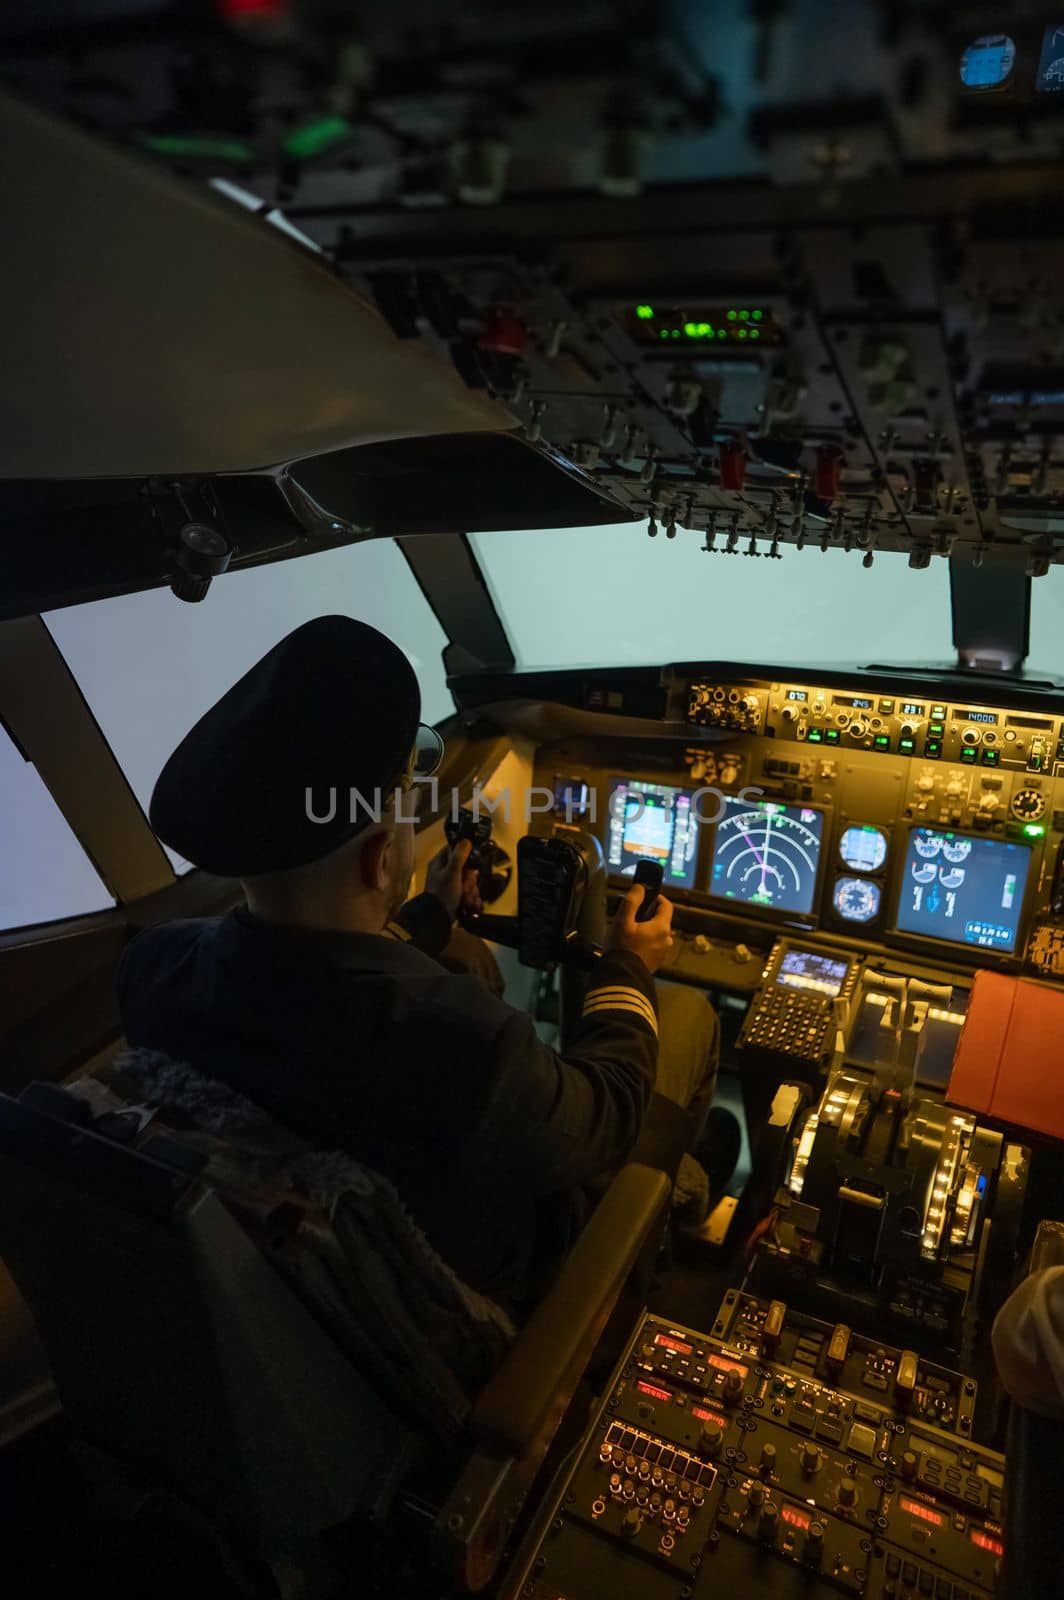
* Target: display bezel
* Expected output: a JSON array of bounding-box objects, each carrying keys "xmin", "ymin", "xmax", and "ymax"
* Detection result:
[
  {"xmin": 704, "ymin": 795, "xmax": 828, "ymax": 922},
  {"xmin": 889, "ymin": 823, "xmax": 1033, "ymax": 957},
  {"xmin": 604, "ymin": 774, "xmax": 704, "ymax": 892}
]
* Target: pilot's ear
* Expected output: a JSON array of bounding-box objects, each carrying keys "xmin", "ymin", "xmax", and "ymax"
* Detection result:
[{"xmin": 358, "ymin": 828, "xmax": 392, "ymax": 893}]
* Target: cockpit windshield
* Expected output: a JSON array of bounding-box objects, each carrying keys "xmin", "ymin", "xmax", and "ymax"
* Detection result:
[{"xmin": 470, "ymin": 523, "xmax": 959, "ymax": 672}]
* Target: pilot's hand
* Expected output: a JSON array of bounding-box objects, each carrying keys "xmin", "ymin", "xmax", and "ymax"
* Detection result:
[
  {"xmin": 425, "ymin": 839, "xmax": 474, "ymax": 921},
  {"xmin": 608, "ymin": 882, "xmax": 674, "ymax": 974}
]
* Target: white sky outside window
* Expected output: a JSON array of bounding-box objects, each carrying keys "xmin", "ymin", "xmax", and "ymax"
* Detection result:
[
  {"xmin": 470, "ymin": 523, "xmax": 955, "ymax": 669},
  {"xmin": 0, "ymin": 722, "xmax": 113, "ymax": 931},
  {"xmin": 45, "ymin": 539, "xmax": 452, "ymax": 872},
  {"xmin": 1027, "ymin": 571, "xmax": 1064, "ymax": 679}
]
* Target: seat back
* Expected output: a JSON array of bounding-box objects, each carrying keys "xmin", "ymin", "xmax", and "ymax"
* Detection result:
[
  {"xmin": 0, "ymin": 1089, "xmax": 415, "ymax": 1560},
  {"xmin": 998, "ymin": 1219, "xmax": 1064, "ymax": 1599}
]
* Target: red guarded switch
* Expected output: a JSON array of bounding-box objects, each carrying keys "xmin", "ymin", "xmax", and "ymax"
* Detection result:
[
  {"xmin": 814, "ymin": 442, "xmax": 845, "ymax": 500},
  {"xmin": 718, "ymin": 439, "xmax": 747, "ymax": 490},
  {"xmin": 477, "ymin": 306, "xmax": 528, "ymax": 355}
]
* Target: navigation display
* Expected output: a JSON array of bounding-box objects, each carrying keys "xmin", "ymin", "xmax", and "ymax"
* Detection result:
[
  {"xmin": 606, "ymin": 778, "xmax": 700, "ymax": 889},
  {"xmin": 894, "ymin": 828, "xmax": 1031, "ymax": 953},
  {"xmin": 709, "ymin": 797, "xmax": 824, "ymax": 915}
]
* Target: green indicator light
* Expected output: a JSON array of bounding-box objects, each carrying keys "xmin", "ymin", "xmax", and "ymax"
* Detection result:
[
  {"xmin": 282, "ymin": 116, "xmax": 354, "ymax": 160},
  {"xmin": 751, "ymin": 328, "xmax": 760, "ymax": 339},
  {"xmin": 698, "ymin": 322, "xmax": 710, "ymax": 336},
  {"xmin": 1024, "ymin": 824, "xmax": 1046, "ymax": 837},
  {"xmin": 727, "ymin": 309, "xmax": 738, "ymax": 321},
  {"xmin": 672, "ymin": 328, "xmax": 680, "ymax": 337},
  {"xmin": 739, "ymin": 309, "xmax": 749, "ymax": 320},
  {"xmin": 684, "ymin": 321, "xmax": 697, "ymax": 336},
  {"xmin": 142, "ymin": 133, "xmax": 255, "ymax": 162},
  {"xmin": 636, "ymin": 304, "xmax": 654, "ymax": 319},
  {"xmin": 738, "ymin": 327, "xmax": 748, "ymax": 339},
  {"xmin": 752, "ymin": 309, "xmax": 763, "ymax": 321}
]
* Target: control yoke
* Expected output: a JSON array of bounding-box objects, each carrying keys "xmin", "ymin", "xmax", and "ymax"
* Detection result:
[{"xmin": 456, "ymin": 817, "xmax": 607, "ymax": 970}]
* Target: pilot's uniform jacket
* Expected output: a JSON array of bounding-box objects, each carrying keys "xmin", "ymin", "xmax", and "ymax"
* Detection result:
[{"xmin": 119, "ymin": 891, "xmax": 660, "ymax": 1310}]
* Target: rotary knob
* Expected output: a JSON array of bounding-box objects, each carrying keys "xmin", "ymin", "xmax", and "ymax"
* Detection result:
[
  {"xmin": 723, "ymin": 1369, "xmax": 745, "ymax": 1406},
  {"xmin": 759, "ymin": 1502, "xmax": 779, "ymax": 1544},
  {"xmin": 621, "ymin": 1507, "xmax": 643, "ymax": 1538},
  {"xmin": 781, "ymin": 705, "xmax": 798, "ymax": 723},
  {"xmin": 801, "ymin": 1442, "xmax": 821, "ymax": 1476},
  {"xmin": 806, "ymin": 1521, "xmax": 824, "ymax": 1564},
  {"xmin": 838, "ymin": 1477, "xmax": 858, "ymax": 1510},
  {"xmin": 747, "ymin": 1480, "xmax": 765, "ymax": 1510},
  {"xmin": 699, "ymin": 1419, "xmax": 724, "ymax": 1458},
  {"xmin": 901, "ymin": 1450, "xmax": 918, "ymax": 1482},
  {"xmin": 760, "ymin": 1442, "xmax": 777, "ymax": 1475},
  {"xmin": 848, "ymin": 718, "xmax": 868, "ymax": 739}
]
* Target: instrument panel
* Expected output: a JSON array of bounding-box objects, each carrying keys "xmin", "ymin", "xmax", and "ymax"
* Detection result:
[{"xmin": 540, "ymin": 667, "xmax": 1064, "ymax": 978}]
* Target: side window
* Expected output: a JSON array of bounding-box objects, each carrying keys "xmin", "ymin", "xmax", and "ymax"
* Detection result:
[
  {"xmin": 45, "ymin": 539, "xmax": 452, "ymax": 870},
  {"xmin": 0, "ymin": 722, "xmax": 113, "ymax": 931}
]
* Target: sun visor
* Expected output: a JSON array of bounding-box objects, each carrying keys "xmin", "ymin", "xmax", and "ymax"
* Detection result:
[{"xmin": 0, "ymin": 93, "xmax": 515, "ymax": 479}]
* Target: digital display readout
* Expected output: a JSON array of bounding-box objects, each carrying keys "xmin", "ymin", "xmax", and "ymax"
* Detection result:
[
  {"xmin": 707, "ymin": 1352, "xmax": 748, "ymax": 1378},
  {"xmin": 637, "ymin": 1380, "xmax": 674, "ymax": 1403},
  {"xmin": 834, "ymin": 695, "xmax": 873, "ymax": 709},
  {"xmin": 690, "ymin": 1403, "xmax": 725, "ymax": 1423},
  {"xmin": 899, "ymin": 1497, "xmax": 944, "ymax": 1527},
  {"xmin": 781, "ymin": 1504, "xmax": 811, "ymax": 1531},
  {"xmin": 970, "ymin": 1528, "xmax": 1004, "ymax": 1556},
  {"xmin": 901, "ymin": 702, "xmax": 925, "ymax": 716},
  {"xmin": 654, "ymin": 1333, "xmax": 693, "ymax": 1355},
  {"xmin": 956, "ymin": 709, "xmax": 998, "ymax": 725},
  {"xmin": 786, "ymin": 689, "xmax": 808, "ymax": 702}
]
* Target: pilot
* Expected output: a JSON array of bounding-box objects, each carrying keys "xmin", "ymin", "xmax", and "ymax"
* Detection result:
[{"xmin": 119, "ymin": 615, "xmax": 722, "ymax": 1311}]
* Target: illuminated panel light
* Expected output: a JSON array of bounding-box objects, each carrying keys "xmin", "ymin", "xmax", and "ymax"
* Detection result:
[
  {"xmin": 218, "ymin": 0, "xmax": 295, "ymax": 39},
  {"xmin": 691, "ymin": 1404, "xmax": 724, "ymax": 1423},
  {"xmin": 637, "ymin": 1380, "xmax": 674, "ymax": 1403},
  {"xmin": 1025, "ymin": 823, "xmax": 1046, "ymax": 837},
  {"xmin": 971, "ymin": 1528, "xmax": 1004, "ymax": 1556},
  {"xmin": 707, "ymin": 1352, "xmax": 748, "ymax": 1378},
  {"xmin": 781, "ymin": 1504, "xmax": 811, "ymax": 1530},
  {"xmin": 654, "ymin": 1333, "xmax": 694, "ymax": 1355},
  {"xmin": 636, "ymin": 304, "xmax": 655, "ymax": 318},
  {"xmin": 282, "ymin": 117, "xmax": 355, "ymax": 161},
  {"xmin": 900, "ymin": 1496, "xmax": 944, "ymax": 1527},
  {"xmin": 143, "ymin": 134, "xmax": 255, "ymax": 163}
]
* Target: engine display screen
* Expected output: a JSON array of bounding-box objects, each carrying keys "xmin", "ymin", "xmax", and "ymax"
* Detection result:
[
  {"xmin": 606, "ymin": 779, "xmax": 700, "ymax": 889},
  {"xmin": 709, "ymin": 797, "xmax": 824, "ymax": 915},
  {"xmin": 894, "ymin": 829, "xmax": 1031, "ymax": 953}
]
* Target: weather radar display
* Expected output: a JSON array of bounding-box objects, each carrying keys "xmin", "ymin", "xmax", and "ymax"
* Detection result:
[{"xmin": 709, "ymin": 797, "xmax": 824, "ymax": 914}]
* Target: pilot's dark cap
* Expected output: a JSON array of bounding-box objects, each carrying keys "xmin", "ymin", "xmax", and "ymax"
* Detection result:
[{"xmin": 149, "ymin": 615, "xmax": 421, "ymax": 876}]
